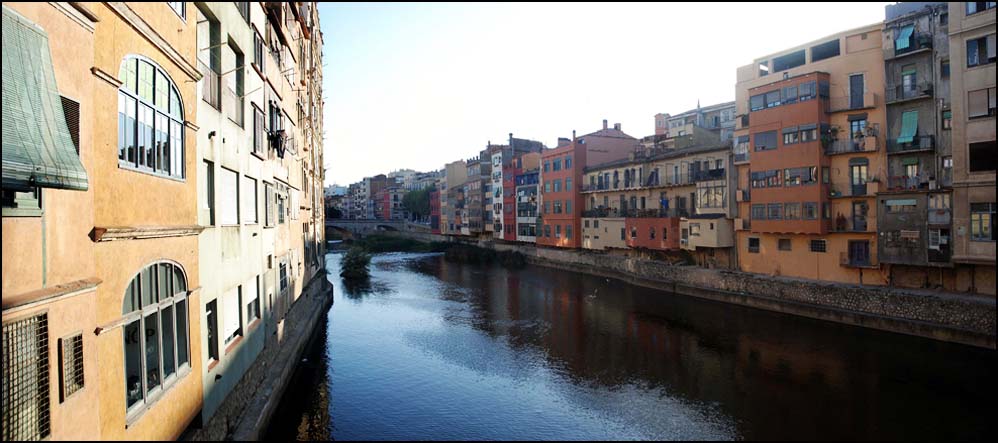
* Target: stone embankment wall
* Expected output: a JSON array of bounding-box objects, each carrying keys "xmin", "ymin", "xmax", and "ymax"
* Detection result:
[
  {"xmin": 187, "ymin": 274, "xmax": 333, "ymax": 441},
  {"xmin": 386, "ymin": 231, "xmax": 996, "ymax": 349}
]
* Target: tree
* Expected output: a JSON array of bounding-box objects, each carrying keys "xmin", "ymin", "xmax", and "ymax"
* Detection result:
[{"xmin": 402, "ymin": 187, "xmax": 433, "ymax": 221}]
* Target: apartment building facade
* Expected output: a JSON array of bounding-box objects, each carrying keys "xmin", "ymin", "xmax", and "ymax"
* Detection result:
[
  {"xmin": 947, "ymin": 1, "xmax": 996, "ymax": 294},
  {"xmin": 515, "ymin": 170, "xmax": 541, "ymax": 242},
  {"xmin": 538, "ymin": 122, "xmax": 638, "ymax": 249},
  {"xmin": 655, "ymin": 101, "xmax": 738, "ymax": 143},
  {"xmin": 734, "ymin": 24, "xmax": 889, "ymax": 285}
]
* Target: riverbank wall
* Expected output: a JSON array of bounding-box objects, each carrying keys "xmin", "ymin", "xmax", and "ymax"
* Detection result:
[
  {"xmin": 383, "ymin": 231, "xmax": 995, "ymax": 349},
  {"xmin": 186, "ymin": 272, "xmax": 334, "ymax": 440}
]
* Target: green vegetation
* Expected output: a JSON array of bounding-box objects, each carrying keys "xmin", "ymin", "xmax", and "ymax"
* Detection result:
[
  {"xmin": 402, "ymin": 187, "xmax": 433, "ymax": 221},
  {"xmin": 339, "ymin": 247, "xmax": 372, "ymax": 280}
]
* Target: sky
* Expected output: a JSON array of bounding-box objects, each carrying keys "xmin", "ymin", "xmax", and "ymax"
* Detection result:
[{"xmin": 318, "ymin": 2, "xmax": 891, "ymax": 186}]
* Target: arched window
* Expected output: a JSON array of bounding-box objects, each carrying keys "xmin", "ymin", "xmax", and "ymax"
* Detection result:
[
  {"xmin": 118, "ymin": 56, "xmax": 184, "ymax": 178},
  {"xmin": 122, "ymin": 261, "xmax": 190, "ymax": 414}
]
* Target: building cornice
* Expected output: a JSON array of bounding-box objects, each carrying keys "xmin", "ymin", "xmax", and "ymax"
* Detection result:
[
  {"xmin": 89, "ymin": 225, "xmax": 206, "ymax": 242},
  {"xmin": 104, "ymin": 2, "xmax": 201, "ymax": 82}
]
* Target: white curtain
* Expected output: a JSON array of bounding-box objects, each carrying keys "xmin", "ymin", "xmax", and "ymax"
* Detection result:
[
  {"xmin": 223, "ymin": 287, "xmax": 241, "ymax": 343},
  {"xmin": 219, "ymin": 168, "xmax": 238, "ymax": 225},
  {"xmin": 242, "ymin": 176, "xmax": 257, "ymax": 223}
]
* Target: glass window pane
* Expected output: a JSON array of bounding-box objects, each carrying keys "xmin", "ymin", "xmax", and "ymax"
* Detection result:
[
  {"xmin": 138, "ymin": 61, "xmax": 154, "ymax": 102},
  {"xmin": 158, "ymin": 263, "xmax": 171, "ymax": 302},
  {"xmin": 176, "ymin": 299, "xmax": 189, "ymax": 366},
  {"xmin": 138, "ymin": 104, "xmax": 154, "ymax": 169},
  {"xmin": 173, "ymin": 264, "xmax": 186, "ymax": 294},
  {"xmin": 162, "ymin": 305, "xmax": 176, "ymax": 379},
  {"xmin": 144, "ymin": 312, "xmax": 161, "ymax": 391},
  {"xmin": 123, "ymin": 279, "xmax": 138, "ymax": 314},
  {"xmin": 140, "ymin": 266, "xmax": 154, "ymax": 308},
  {"xmin": 170, "ymin": 86, "xmax": 182, "ymax": 119},
  {"xmin": 155, "ymin": 70, "xmax": 168, "ymax": 109},
  {"xmin": 170, "ymin": 121, "xmax": 183, "ymax": 178},
  {"xmin": 124, "ymin": 319, "xmax": 143, "ymax": 408},
  {"xmin": 120, "ymin": 58, "xmax": 137, "ymax": 93},
  {"xmin": 156, "ymin": 113, "xmax": 169, "ymax": 174}
]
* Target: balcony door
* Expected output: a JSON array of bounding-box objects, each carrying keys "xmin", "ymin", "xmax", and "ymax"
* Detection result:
[
  {"xmin": 852, "ymin": 201, "xmax": 868, "ymax": 232},
  {"xmin": 849, "ymin": 161, "xmax": 868, "ymax": 196},
  {"xmin": 848, "ymin": 240, "xmax": 870, "ymax": 266},
  {"xmin": 850, "ymin": 74, "xmax": 864, "ymax": 109}
]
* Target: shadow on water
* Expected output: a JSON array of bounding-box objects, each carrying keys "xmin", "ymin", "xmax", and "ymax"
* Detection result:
[{"xmin": 267, "ymin": 252, "xmax": 998, "ymax": 441}]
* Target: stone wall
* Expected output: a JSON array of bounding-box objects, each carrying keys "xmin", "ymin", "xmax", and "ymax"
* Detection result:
[
  {"xmin": 186, "ymin": 274, "xmax": 333, "ymax": 441},
  {"xmin": 385, "ymin": 231, "xmax": 996, "ymax": 348}
]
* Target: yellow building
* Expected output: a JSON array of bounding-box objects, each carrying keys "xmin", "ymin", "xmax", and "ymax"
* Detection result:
[{"xmin": 733, "ymin": 24, "xmax": 889, "ymax": 286}]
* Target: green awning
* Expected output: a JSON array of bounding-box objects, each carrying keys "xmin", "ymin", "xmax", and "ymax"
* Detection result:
[
  {"xmin": 901, "ymin": 157, "xmax": 919, "ymax": 166},
  {"xmin": 897, "ymin": 110, "xmax": 918, "ymax": 144},
  {"xmin": 2, "ymin": 5, "xmax": 88, "ymax": 192},
  {"xmin": 895, "ymin": 25, "xmax": 914, "ymax": 50}
]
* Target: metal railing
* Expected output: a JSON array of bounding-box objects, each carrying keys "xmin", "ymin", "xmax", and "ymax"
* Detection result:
[
  {"xmin": 691, "ymin": 168, "xmax": 725, "ymax": 182},
  {"xmin": 886, "ymin": 82, "xmax": 933, "ymax": 102},
  {"xmin": 734, "ymin": 152, "xmax": 750, "ymax": 163},
  {"xmin": 887, "ymin": 175, "xmax": 925, "ymax": 191},
  {"xmin": 826, "ymin": 92, "xmax": 878, "ymax": 113},
  {"xmin": 223, "ymin": 87, "xmax": 243, "ymax": 126},
  {"xmin": 824, "ymin": 136, "xmax": 879, "ymax": 155},
  {"xmin": 887, "ymin": 135, "xmax": 935, "ymax": 153},
  {"xmin": 893, "ymin": 33, "xmax": 933, "ymax": 57},
  {"xmin": 199, "ymin": 60, "xmax": 221, "ymax": 110}
]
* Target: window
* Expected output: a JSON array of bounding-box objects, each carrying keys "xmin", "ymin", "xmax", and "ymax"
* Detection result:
[
  {"xmin": 967, "ymin": 2, "xmax": 997, "ymax": 15},
  {"xmin": 225, "ymin": 43, "xmax": 245, "ymax": 126},
  {"xmin": 55, "ymin": 332, "xmax": 85, "ymax": 404},
  {"xmin": 941, "ymin": 59, "xmax": 950, "ymax": 78},
  {"xmin": 543, "ymin": 161, "xmax": 549, "ymax": 172},
  {"xmin": 662, "ymin": 227, "xmax": 668, "ymax": 239},
  {"xmin": 555, "ymin": 225, "xmax": 562, "ymax": 238},
  {"xmin": 167, "ymin": 2, "xmax": 185, "ymax": 19},
  {"xmin": 279, "ymin": 260, "xmax": 289, "ymax": 293},
  {"xmin": 554, "ymin": 180, "xmax": 561, "ymax": 192},
  {"xmin": 804, "ymin": 202, "xmax": 818, "ymax": 220},
  {"xmin": 565, "ymin": 156, "xmax": 572, "ymax": 169},
  {"xmin": 264, "ymin": 182, "xmax": 275, "ymax": 227},
  {"xmin": 122, "ymin": 262, "xmax": 190, "ymax": 414},
  {"xmin": 566, "ymin": 199, "xmax": 572, "ymax": 213},
  {"xmin": 544, "ymin": 224, "xmax": 551, "ymax": 238},
  {"xmin": 553, "ymin": 159, "xmax": 562, "ymax": 171},
  {"xmin": 798, "ymin": 81, "xmax": 816, "ymax": 101},
  {"xmin": 772, "ymin": 49, "xmax": 805, "ymax": 72},
  {"xmin": 630, "ymin": 226, "xmax": 637, "ymax": 239},
  {"xmin": 219, "ymin": 168, "xmax": 239, "ymax": 225},
  {"xmin": 751, "ymin": 204, "xmax": 766, "ymax": 220},
  {"xmin": 810, "ymin": 239, "xmax": 827, "ymax": 252},
  {"xmin": 566, "ymin": 178, "xmax": 572, "ymax": 191},
  {"xmin": 970, "ymin": 203, "xmax": 995, "ymax": 241},
  {"xmin": 118, "ymin": 57, "xmax": 185, "ymax": 178},
  {"xmin": 206, "ymin": 299, "xmax": 218, "ymax": 363},
  {"xmin": 784, "ymin": 203, "xmax": 801, "ymax": 220},
  {"xmin": 969, "ymin": 141, "xmax": 997, "ymax": 172},
  {"xmin": 968, "ymin": 87, "xmax": 996, "ymax": 118},
  {"xmin": 553, "ymin": 200, "xmax": 562, "ymax": 214},
  {"xmin": 810, "ymin": 39, "xmax": 840, "ymax": 62},
  {"xmin": 783, "ymin": 127, "xmax": 799, "ymax": 145},
  {"xmin": 253, "ymin": 30, "xmax": 266, "ymax": 73},
  {"xmin": 778, "ymin": 238, "xmax": 792, "ymax": 251},
  {"xmin": 754, "ymin": 131, "xmax": 778, "ymax": 151},
  {"xmin": 690, "ymin": 223, "xmax": 701, "ymax": 236},
  {"xmin": 748, "ymin": 237, "xmax": 760, "ymax": 253},
  {"xmin": 966, "ymin": 34, "xmax": 996, "ymax": 67},
  {"xmin": 620, "ymin": 227, "xmax": 626, "ymax": 240},
  {"xmin": 242, "ymin": 176, "xmax": 258, "ymax": 224},
  {"xmin": 750, "ymin": 94, "xmax": 765, "ymax": 111},
  {"xmin": 223, "ymin": 287, "xmax": 242, "ymax": 346},
  {"xmin": 2, "ymin": 313, "xmax": 50, "ymax": 440},
  {"xmin": 2, "ymin": 188, "xmax": 42, "ymax": 217},
  {"xmin": 277, "ymin": 184, "xmax": 287, "ymax": 224},
  {"xmin": 566, "ymin": 225, "xmax": 572, "ymax": 239},
  {"xmin": 202, "ymin": 161, "xmax": 215, "ymax": 225},
  {"xmin": 544, "ymin": 182, "xmax": 551, "ymax": 193},
  {"xmin": 246, "ymin": 276, "xmax": 261, "ymax": 323},
  {"xmin": 765, "ymin": 90, "xmax": 781, "ymax": 108},
  {"xmin": 943, "ymin": 110, "xmax": 953, "ymax": 129},
  {"xmin": 767, "ymin": 203, "xmax": 783, "ymax": 220}
]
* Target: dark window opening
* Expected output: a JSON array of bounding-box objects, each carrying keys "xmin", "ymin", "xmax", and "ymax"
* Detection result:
[
  {"xmin": 810, "ymin": 39, "xmax": 840, "ymax": 63},
  {"xmin": 969, "ymin": 141, "xmax": 997, "ymax": 172},
  {"xmin": 772, "ymin": 49, "xmax": 806, "ymax": 72}
]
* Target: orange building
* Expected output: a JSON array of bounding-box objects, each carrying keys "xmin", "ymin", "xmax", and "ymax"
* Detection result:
[{"xmin": 734, "ymin": 24, "xmax": 889, "ymax": 285}]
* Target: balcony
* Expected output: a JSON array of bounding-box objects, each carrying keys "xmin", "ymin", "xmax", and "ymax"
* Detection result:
[
  {"xmin": 891, "ymin": 33, "xmax": 933, "ymax": 59},
  {"xmin": 928, "ymin": 207, "xmax": 951, "ymax": 225},
  {"xmin": 582, "ymin": 207, "xmax": 689, "ymax": 218},
  {"xmin": 887, "ymin": 135, "xmax": 934, "ymax": 154},
  {"xmin": 886, "ymin": 82, "xmax": 933, "ymax": 103},
  {"xmin": 692, "ymin": 168, "xmax": 725, "ymax": 182},
  {"xmin": 826, "ymin": 92, "xmax": 878, "ymax": 113},
  {"xmin": 734, "ymin": 218, "xmax": 750, "ymax": 231},
  {"xmin": 840, "ymin": 251, "xmax": 877, "ymax": 268},
  {"xmin": 828, "ymin": 181, "xmax": 877, "ymax": 198},
  {"xmin": 735, "ymin": 189, "xmax": 750, "ymax": 202},
  {"xmin": 887, "ymin": 175, "xmax": 928, "ymax": 192},
  {"xmin": 733, "ymin": 151, "xmax": 750, "ymax": 164},
  {"xmin": 223, "ymin": 87, "xmax": 244, "ymax": 126},
  {"xmin": 199, "ymin": 60, "xmax": 221, "ymax": 110},
  {"xmin": 824, "ymin": 136, "xmax": 879, "ymax": 155}
]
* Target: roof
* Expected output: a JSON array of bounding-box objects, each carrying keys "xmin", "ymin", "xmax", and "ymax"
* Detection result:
[
  {"xmin": 583, "ymin": 142, "xmax": 732, "ymax": 173},
  {"xmin": 686, "ymin": 213, "xmax": 726, "ymax": 220}
]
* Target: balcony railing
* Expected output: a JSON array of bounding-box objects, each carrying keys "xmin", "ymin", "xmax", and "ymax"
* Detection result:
[
  {"xmin": 582, "ymin": 207, "xmax": 689, "ymax": 218},
  {"xmin": 887, "ymin": 135, "xmax": 935, "ymax": 153},
  {"xmin": 826, "ymin": 92, "xmax": 878, "ymax": 113},
  {"xmin": 824, "ymin": 135, "xmax": 879, "ymax": 155},
  {"xmin": 828, "ymin": 182, "xmax": 873, "ymax": 198},
  {"xmin": 893, "ymin": 33, "xmax": 933, "ymax": 58},
  {"xmin": 734, "ymin": 152, "xmax": 750, "ymax": 163},
  {"xmin": 887, "ymin": 175, "xmax": 930, "ymax": 191},
  {"xmin": 839, "ymin": 251, "xmax": 875, "ymax": 268},
  {"xmin": 886, "ymin": 82, "xmax": 933, "ymax": 103},
  {"xmin": 199, "ymin": 60, "xmax": 221, "ymax": 110}
]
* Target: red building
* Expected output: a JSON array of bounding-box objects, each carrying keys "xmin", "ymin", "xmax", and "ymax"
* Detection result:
[
  {"xmin": 502, "ymin": 162, "xmax": 521, "ymax": 241},
  {"xmin": 430, "ymin": 189, "xmax": 441, "ymax": 234},
  {"xmin": 537, "ymin": 121, "xmax": 639, "ymax": 249}
]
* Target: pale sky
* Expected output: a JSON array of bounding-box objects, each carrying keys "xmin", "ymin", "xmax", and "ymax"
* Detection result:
[{"xmin": 319, "ymin": 2, "xmax": 891, "ymax": 186}]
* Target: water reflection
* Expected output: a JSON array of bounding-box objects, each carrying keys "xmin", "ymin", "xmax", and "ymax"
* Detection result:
[{"xmin": 267, "ymin": 252, "xmax": 996, "ymax": 441}]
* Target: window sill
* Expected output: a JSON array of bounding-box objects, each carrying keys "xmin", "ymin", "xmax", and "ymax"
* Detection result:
[
  {"xmin": 118, "ymin": 162, "xmax": 186, "ymax": 183},
  {"xmin": 224, "ymin": 335, "xmax": 244, "ymax": 356},
  {"xmin": 206, "ymin": 359, "xmax": 219, "ymax": 373}
]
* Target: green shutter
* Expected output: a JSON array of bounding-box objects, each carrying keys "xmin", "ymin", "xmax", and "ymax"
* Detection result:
[
  {"xmin": 895, "ymin": 25, "xmax": 914, "ymax": 50},
  {"xmin": 2, "ymin": 5, "xmax": 88, "ymax": 192},
  {"xmin": 901, "ymin": 157, "xmax": 919, "ymax": 166},
  {"xmin": 897, "ymin": 110, "xmax": 918, "ymax": 144}
]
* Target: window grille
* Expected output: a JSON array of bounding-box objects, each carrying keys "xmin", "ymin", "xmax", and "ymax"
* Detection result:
[
  {"xmin": 59, "ymin": 333, "xmax": 84, "ymax": 402},
  {"xmin": 2, "ymin": 313, "xmax": 50, "ymax": 441}
]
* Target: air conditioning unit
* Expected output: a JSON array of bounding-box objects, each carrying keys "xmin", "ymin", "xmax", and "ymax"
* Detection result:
[{"xmin": 680, "ymin": 239, "xmax": 688, "ymax": 246}]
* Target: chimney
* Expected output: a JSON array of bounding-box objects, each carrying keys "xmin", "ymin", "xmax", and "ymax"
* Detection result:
[
  {"xmin": 572, "ymin": 130, "xmax": 576, "ymax": 141},
  {"xmin": 614, "ymin": 123, "xmax": 621, "ymax": 131},
  {"xmin": 603, "ymin": 119, "xmax": 608, "ymax": 130}
]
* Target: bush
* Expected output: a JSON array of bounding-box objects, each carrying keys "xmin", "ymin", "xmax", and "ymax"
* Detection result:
[
  {"xmin": 350, "ymin": 234, "xmax": 449, "ymax": 253},
  {"xmin": 443, "ymin": 244, "xmax": 525, "ymax": 269},
  {"xmin": 339, "ymin": 247, "xmax": 372, "ymax": 280}
]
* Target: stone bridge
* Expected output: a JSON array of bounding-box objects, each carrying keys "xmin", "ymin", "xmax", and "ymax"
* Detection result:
[{"xmin": 326, "ymin": 219, "xmax": 431, "ymax": 240}]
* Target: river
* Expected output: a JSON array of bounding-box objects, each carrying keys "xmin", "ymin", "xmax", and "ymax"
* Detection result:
[{"xmin": 265, "ymin": 251, "xmax": 996, "ymax": 440}]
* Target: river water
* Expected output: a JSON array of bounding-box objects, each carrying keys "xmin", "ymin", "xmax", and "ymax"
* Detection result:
[{"xmin": 265, "ymin": 251, "xmax": 996, "ymax": 440}]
